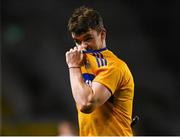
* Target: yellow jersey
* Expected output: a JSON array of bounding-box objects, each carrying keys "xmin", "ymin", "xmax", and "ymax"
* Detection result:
[{"xmin": 78, "ymin": 48, "xmax": 134, "ymax": 136}]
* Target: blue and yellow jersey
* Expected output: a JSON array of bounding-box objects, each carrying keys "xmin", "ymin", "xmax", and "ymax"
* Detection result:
[{"xmin": 78, "ymin": 47, "xmax": 134, "ymax": 136}]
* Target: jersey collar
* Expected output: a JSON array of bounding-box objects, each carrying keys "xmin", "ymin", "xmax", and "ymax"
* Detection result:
[{"xmin": 82, "ymin": 47, "xmax": 107, "ymax": 54}]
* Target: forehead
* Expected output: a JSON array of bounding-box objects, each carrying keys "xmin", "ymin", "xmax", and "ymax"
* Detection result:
[{"xmin": 72, "ymin": 29, "xmax": 97, "ymax": 39}]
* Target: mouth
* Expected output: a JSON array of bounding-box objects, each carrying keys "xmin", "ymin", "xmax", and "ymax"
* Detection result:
[
  {"xmin": 86, "ymin": 47, "xmax": 92, "ymax": 50},
  {"xmin": 81, "ymin": 47, "xmax": 92, "ymax": 54}
]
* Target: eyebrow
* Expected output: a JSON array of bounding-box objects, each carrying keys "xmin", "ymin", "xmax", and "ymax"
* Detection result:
[
  {"xmin": 73, "ymin": 33, "xmax": 92, "ymax": 41},
  {"xmin": 83, "ymin": 34, "xmax": 92, "ymax": 38}
]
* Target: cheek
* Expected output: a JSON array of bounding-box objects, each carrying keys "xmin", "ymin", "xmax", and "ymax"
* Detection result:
[
  {"xmin": 87, "ymin": 39, "xmax": 96, "ymax": 46},
  {"xmin": 95, "ymin": 37, "xmax": 102, "ymax": 45}
]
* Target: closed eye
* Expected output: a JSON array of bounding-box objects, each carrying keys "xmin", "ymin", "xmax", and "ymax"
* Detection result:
[{"xmin": 84, "ymin": 37, "xmax": 93, "ymax": 42}]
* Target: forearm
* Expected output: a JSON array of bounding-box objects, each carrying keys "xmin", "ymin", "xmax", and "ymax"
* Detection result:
[{"xmin": 69, "ymin": 68, "xmax": 95, "ymax": 113}]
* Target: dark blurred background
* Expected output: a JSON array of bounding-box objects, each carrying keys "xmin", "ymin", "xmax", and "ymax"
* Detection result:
[{"xmin": 1, "ymin": 0, "xmax": 180, "ymax": 135}]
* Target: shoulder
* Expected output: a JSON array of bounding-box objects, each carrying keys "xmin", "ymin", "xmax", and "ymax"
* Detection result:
[{"xmin": 104, "ymin": 50, "xmax": 128, "ymax": 70}]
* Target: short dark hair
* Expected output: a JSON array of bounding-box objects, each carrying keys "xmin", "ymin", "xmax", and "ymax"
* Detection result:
[{"xmin": 68, "ymin": 6, "xmax": 104, "ymax": 35}]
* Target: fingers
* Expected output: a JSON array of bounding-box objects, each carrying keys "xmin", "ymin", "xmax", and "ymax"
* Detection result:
[
  {"xmin": 76, "ymin": 46, "xmax": 87, "ymax": 54},
  {"xmin": 67, "ymin": 48, "xmax": 77, "ymax": 53},
  {"xmin": 66, "ymin": 45, "xmax": 86, "ymax": 56},
  {"xmin": 69, "ymin": 46, "xmax": 81, "ymax": 53},
  {"xmin": 65, "ymin": 46, "xmax": 85, "ymax": 67},
  {"xmin": 77, "ymin": 45, "xmax": 85, "ymax": 51},
  {"xmin": 66, "ymin": 47, "xmax": 79, "ymax": 56},
  {"xmin": 73, "ymin": 46, "xmax": 78, "ymax": 50}
]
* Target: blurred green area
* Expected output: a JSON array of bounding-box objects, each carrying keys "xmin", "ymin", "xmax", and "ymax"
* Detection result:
[{"xmin": 4, "ymin": 25, "xmax": 24, "ymax": 45}]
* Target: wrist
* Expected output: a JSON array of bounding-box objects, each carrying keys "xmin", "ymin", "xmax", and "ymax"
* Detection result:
[{"xmin": 68, "ymin": 66, "xmax": 80, "ymax": 69}]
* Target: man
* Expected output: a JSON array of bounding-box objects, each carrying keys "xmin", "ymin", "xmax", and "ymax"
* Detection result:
[{"xmin": 65, "ymin": 6, "xmax": 134, "ymax": 136}]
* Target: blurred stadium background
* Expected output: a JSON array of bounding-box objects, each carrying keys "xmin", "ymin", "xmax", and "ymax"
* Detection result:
[{"xmin": 1, "ymin": 0, "xmax": 180, "ymax": 135}]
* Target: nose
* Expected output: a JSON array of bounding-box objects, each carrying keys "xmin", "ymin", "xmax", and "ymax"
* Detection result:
[{"xmin": 80, "ymin": 41, "xmax": 88, "ymax": 49}]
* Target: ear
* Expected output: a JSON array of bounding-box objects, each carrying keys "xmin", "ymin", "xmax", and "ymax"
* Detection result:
[{"xmin": 101, "ymin": 28, "xmax": 106, "ymax": 41}]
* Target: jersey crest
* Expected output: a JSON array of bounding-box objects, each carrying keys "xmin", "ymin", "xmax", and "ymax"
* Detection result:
[{"xmin": 82, "ymin": 73, "xmax": 95, "ymax": 86}]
